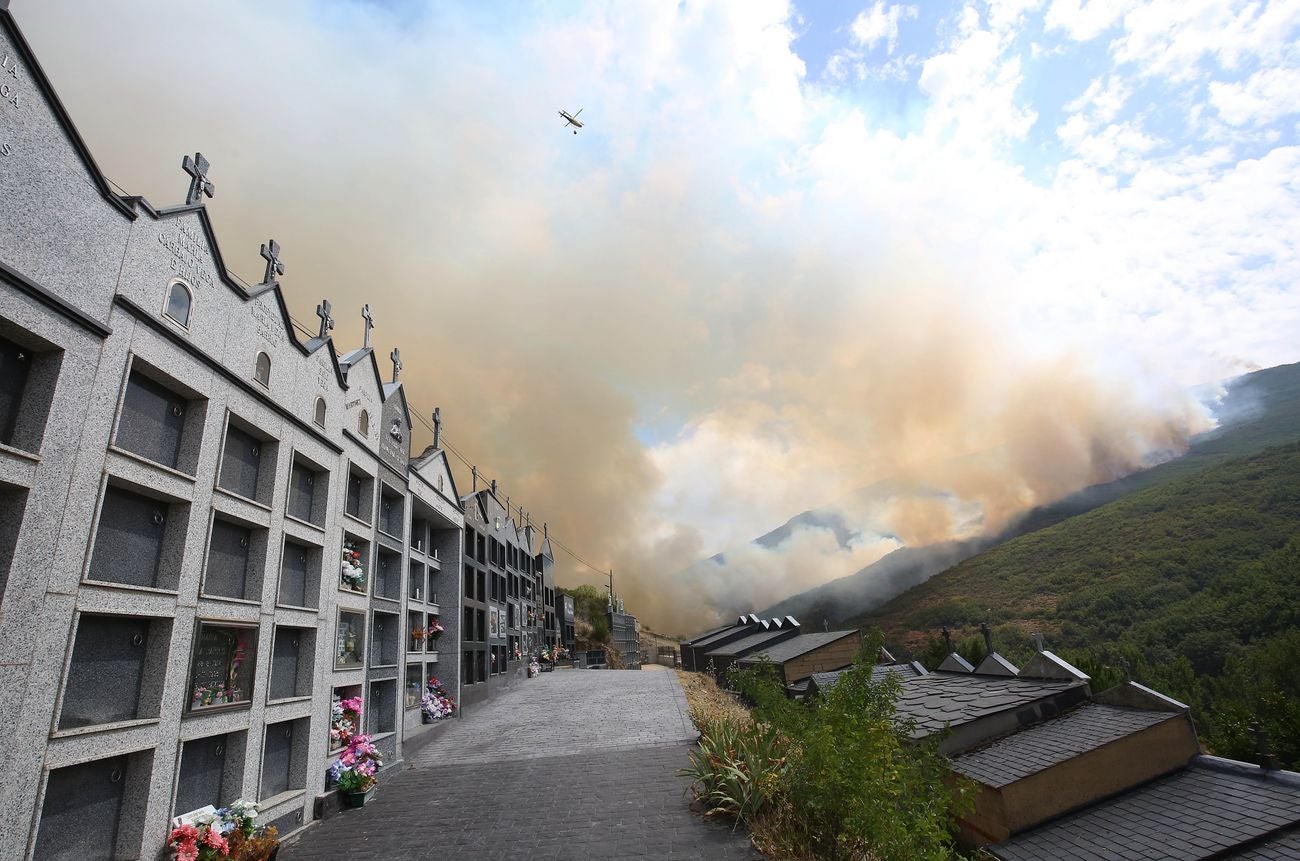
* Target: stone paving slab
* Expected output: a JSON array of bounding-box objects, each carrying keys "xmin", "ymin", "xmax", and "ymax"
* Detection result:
[{"xmin": 282, "ymin": 667, "xmax": 760, "ymax": 861}]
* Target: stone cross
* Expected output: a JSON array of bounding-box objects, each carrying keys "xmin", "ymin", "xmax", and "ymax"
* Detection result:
[
  {"xmin": 980, "ymin": 621, "xmax": 993, "ymax": 655},
  {"xmin": 259, "ymin": 239, "xmax": 284, "ymax": 287},
  {"xmin": 362, "ymin": 304, "xmax": 374, "ymax": 349},
  {"xmin": 472, "ymin": 465, "xmax": 478, "ymax": 491},
  {"xmin": 316, "ymin": 299, "xmax": 334, "ymax": 339},
  {"xmin": 941, "ymin": 625, "xmax": 951, "ymax": 652},
  {"xmin": 432, "ymin": 407, "xmax": 442, "ymax": 449},
  {"xmin": 390, "ymin": 347, "xmax": 402, "ymax": 382},
  {"xmin": 1032, "ymin": 631, "xmax": 1045, "ymax": 652},
  {"xmin": 182, "ymin": 152, "xmax": 214, "ymax": 204}
]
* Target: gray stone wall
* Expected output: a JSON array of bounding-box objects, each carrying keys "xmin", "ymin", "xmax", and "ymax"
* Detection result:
[{"xmin": 0, "ymin": 8, "xmax": 484, "ymax": 859}]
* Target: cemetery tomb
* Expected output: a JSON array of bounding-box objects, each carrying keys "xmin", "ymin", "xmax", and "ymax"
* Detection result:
[
  {"xmin": 174, "ymin": 731, "xmax": 245, "ymax": 817},
  {"xmin": 371, "ymin": 609, "xmax": 400, "ymax": 666},
  {"xmin": 270, "ymin": 626, "xmax": 313, "ymax": 701},
  {"xmin": 59, "ymin": 614, "xmax": 155, "ymax": 729},
  {"xmin": 218, "ymin": 419, "xmax": 273, "ymax": 503},
  {"xmin": 203, "ymin": 517, "xmax": 262, "ymax": 601},
  {"xmin": 89, "ymin": 483, "xmax": 186, "ymax": 590},
  {"xmin": 35, "ymin": 753, "xmax": 139, "ymax": 860},
  {"xmin": 114, "ymin": 368, "xmax": 192, "ymax": 471},
  {"xmin": 286, "ymin": 454, "xmax": 328, "ymax": 526},
  {"xmin": 278, "ymin": 538, "xmax": 320, "ymax": 609},
  {"xmin": 186, "ymin": 621, "xmax": 258, "ymax": 712},
  {"xmin": 335, "ymin": 610, "xmax": 365, "ymax": 668}
]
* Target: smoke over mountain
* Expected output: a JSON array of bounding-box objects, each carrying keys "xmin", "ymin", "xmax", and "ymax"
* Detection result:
[{"xmin": 21, "ymin": 1, "xmax": 1287, "ymax": 635}]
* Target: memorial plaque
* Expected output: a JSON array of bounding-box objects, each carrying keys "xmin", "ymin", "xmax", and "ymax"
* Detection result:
[
  {"xmin": 336, "ymin": 611, "xmax": 364, "ymax": 668},
  {"xmin": 187, "ymin": 623, "xmax": 256, "ymax": 712}
]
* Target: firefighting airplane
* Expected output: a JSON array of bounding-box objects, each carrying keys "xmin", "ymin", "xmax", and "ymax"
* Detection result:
[{"xmin": 559, "ymin": 108, "xmax": 584, "ymax": 133}]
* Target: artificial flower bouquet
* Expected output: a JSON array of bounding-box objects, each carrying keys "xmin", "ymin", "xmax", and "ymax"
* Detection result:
[
  {"xmin": 421, "ymin": 675, "xmax": 456, "ymax": 721},
  {"xmin": 328, "ymin": 734, "xmax": 383, "ymax": 795},
  {"xmin": 340, "ymin": 542, "xmax": 365, "ymax": 591},
  {"xmin": 426, "ymin": 617, "xmax": 445, "ymax": 643},
  {"xmin": 168, "ymin": 800, "xmax": 279, "ymax": 861},
  {"xmin": 330, "ymin": 694, "xmax": 363, "ymax": 749},
  {"xmin": 410, "ymin": 626, "xmax": 426, "ymax": 649}
]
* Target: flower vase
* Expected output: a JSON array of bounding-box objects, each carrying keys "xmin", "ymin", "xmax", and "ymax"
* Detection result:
[{"xmin": 343, "ymin": 786, "xmax": 375, "ymax": 808}]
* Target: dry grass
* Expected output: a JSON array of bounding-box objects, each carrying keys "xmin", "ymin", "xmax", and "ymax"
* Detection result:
[{"xmin": 676, "ymin": 669, "xmax": 751, "ymax": 729}]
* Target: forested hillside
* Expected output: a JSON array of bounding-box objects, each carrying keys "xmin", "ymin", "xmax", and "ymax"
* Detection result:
[{"xmin": 855, "ymin": 442, "xmax": 1300, "ymax": 767}]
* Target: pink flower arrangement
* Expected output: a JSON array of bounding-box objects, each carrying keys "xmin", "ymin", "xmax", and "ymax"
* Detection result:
[
  {"xmin": 167, "ymin": 821, "xmax": 229, "ymax": 861},
  {"xmin": 426, "ymin": 617, "xmax": 445, "ymax": 642},
  {"xmin": 330, "ymin": 695, "xmax": 363, "ymax": 749},
  {"xmin": 329, "ymin": 733, "xmax": 384, "ymax": 793}
]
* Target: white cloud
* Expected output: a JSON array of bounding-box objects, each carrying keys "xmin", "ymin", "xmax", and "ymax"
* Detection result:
[
  {"xmin": 850, "ymin": 2, "xmax": 919, "ymax": 54},
  {"xmin": 1210, "ymin": 65, "xmax": 1300, "ymax": 126},
  {"xmin": 1045, "ymin": 0, "xmax": 1135, "ymax": 41}
]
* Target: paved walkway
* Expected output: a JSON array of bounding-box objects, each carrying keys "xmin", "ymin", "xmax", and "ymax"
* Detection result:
[{"xmin": 282, "ymin": 666, "xmax": 761, "ymax": 860}]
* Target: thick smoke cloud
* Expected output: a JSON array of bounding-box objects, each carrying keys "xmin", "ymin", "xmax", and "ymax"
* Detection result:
[{"xmin": 18, "ymin": 1, "xmax": 1280, "ymax": 634}]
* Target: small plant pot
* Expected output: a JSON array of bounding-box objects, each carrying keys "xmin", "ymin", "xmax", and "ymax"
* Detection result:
[{"xmin": 342, "ymin": 786, "xmax": 375, "ymax": 808}]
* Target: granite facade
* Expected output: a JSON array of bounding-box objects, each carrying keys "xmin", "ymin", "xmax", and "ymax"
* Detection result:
[{"xmin": 0, "ymin": 7, "xmax": 570, "ymax": 858}]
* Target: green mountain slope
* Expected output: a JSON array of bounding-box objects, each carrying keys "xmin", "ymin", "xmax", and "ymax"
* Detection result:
[{"xmin": 854, "ymin": 441, "xmax": 1300, "ymax": 766}]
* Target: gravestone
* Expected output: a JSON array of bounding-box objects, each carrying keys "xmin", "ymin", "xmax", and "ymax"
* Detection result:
[
  {"xmin": 205, "ymin": 519, "xmax": 251, "ymax": 599},
  {"xmin": 218, "ymin": 424, "xmax": 262, "ymax": 500},
  {"xmin": 174, "ymin": 733, "xmax": 231, "ymax": 816},
  {"xmin": 90, "ymin": 485, "xmax": 167, "ymax": 588},
  {"xmin": 368, "ymin": 679, "xmax": 396, "ymax": 735},
  {"xmin": 59, "ymin": 615, "xmax": 149, "ymax": 728},
  {"xmin": 287, "ymin": 461, "xmax": 316, "ymax": 523},
  {"xmin": 261, "ymin": 721, "xmax": 294, "ymax": 799},
  {"xmin": 278, "ymin": 540, "xmax": 313, "ymax": 608},
  {"xmin": 115, "ymin": 370, "xmax": 186, "ymax": 470},
  {"xmin": 270, "ymin": 628, "xmax": 304, "ymax": 701},
  {"xmin": 0, "ymin": 333, "xmax": 30, "ymax": 445},
  {"xmin": 375, "ymin": 548, "xmax": 400, "ymax": 600},
  {"xmin": 34, "ymin": 755, "xmax": 129, "ymax": 860}
]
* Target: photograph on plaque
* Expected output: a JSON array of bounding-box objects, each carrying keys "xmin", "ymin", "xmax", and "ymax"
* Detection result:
[
  {"xmin": 336, "ymin": 610, "xmax": 365, "ymax": 668},
  {"xmin": 187, "ymin": 622, "xmax": 257, "ymax": 712},
  {"xmin": 489, "ymin": 607, "xmax": 500, "ymax": 639}
]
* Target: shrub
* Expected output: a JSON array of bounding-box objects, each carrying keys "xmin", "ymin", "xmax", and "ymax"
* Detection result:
[{"xmin": 724, "ymin": 634, "xmax": 972, "ymax": 861}]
